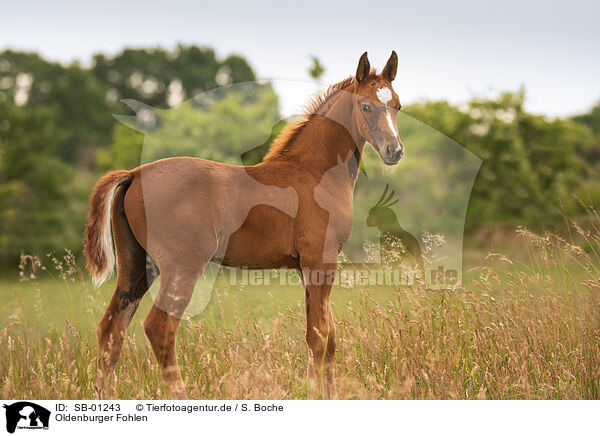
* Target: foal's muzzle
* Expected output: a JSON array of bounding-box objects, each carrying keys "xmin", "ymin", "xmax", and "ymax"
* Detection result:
[{"xmin": 382, "ymin": 140, "xmax": 404, "ymax": 165}]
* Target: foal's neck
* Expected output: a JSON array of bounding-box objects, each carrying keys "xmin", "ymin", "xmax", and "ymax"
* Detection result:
[{"xmin": 283, "ymin": 93, "xmax": 365, "ymax": 188}]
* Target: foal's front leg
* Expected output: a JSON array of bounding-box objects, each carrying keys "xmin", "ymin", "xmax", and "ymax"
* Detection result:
[{"xmin": 302, "ymin": 262, "xmax": 337, "ymax": 399}]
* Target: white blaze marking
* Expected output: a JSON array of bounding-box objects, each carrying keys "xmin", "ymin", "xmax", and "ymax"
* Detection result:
[
  {"xmin": 385, "ymin": 112, "xmax": 399, "ymax": 139},
  {"xmin": 377, "ymin": 87, "xmax": 398, "ymax": 139}
]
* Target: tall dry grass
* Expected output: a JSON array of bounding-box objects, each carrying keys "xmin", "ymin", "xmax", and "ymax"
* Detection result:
[{"xmin": 1, "ymin": 208, "xmax": 599, "ymax": 399}]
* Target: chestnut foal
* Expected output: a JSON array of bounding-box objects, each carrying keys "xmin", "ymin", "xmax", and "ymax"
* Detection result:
[{"xmin": 85, "ymin": 51, "xmax": 403, "ymax": 399}]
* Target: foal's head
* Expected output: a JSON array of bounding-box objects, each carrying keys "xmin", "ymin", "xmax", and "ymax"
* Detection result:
[{"xmin": 351, "ymin": 51, "xmax": 403, "ymax": 165}]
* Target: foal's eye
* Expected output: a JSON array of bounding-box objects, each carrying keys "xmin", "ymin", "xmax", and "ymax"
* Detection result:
[{"xmin": 361, "ymin": 104, "xmax": 372, "ymax": 113}]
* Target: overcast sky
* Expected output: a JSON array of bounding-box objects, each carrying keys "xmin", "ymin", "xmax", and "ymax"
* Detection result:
[{"xmin": 1, "ymin": 0, "xmax": 599, "ymax": 117}]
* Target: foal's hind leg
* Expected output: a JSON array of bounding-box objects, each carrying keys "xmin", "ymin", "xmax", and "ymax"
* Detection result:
[
  {"xmin": 96, "ymin": 268, "xmax": 151, "ymax": 397},
  {"xmin": 144, "ymin": 255, "xmax": 211, "ymax": 400},
  {"xmin": 96, "ymin": 188, "xmax": 155, "ymax": 398}
]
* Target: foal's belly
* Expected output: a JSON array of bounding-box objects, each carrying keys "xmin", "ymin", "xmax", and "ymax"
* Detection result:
[{"xmin": 218, "ymin": 204, "xmax": 299, "ymax": 269}]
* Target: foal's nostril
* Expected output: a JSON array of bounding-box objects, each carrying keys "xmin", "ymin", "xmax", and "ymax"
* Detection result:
[
  {"xmin": 386, "ymin": 144, "xmax": 400, "ymax": 156},
  {"xmin": 383, "ymin": 142, "xmax": 403, "ymax": 163}
]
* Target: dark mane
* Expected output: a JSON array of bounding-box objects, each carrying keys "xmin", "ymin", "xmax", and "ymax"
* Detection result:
[{"xmin": 262, "ymin": 76, "xmax": 358, "ymax": 162}]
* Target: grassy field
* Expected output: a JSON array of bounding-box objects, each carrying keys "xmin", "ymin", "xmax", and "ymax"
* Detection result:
[{"xmin": 1, "ymin": 216, "xmax": 599, "ymax": 399}]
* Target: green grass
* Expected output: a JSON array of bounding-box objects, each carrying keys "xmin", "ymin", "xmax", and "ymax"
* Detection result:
[
  {"xmin": 1, "ymin": 215, "xmax": 600, "ymax": 399},
  {"xmin": 0, "ymin": 268, "xmax": 403, "ymax": 341}
]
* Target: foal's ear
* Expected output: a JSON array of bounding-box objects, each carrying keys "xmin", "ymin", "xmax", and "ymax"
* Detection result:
[
  {"xmin": 382, "ymin": 51, "xmax": 398, "ymax": 82},
  {"xmin": 356, "ymin": 52, "xmax": 370, "ymax": 84}
]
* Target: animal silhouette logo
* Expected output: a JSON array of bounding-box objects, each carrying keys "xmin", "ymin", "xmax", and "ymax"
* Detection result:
[
  {"xmin": 2, "ymin": 402, "xmax": 50, "ymax": 433},
  {"xmin": 112, "ymin": 78, "xmax": 481, "ymax": 306},
  {"xmin": 366, "ymin": 184, "xmax": 423, "ymax": 268}
]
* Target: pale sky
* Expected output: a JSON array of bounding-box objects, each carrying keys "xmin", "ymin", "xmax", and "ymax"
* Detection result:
[{"xmin": 1, "ymin": 0, "xmax": 599, "ymax": 117}]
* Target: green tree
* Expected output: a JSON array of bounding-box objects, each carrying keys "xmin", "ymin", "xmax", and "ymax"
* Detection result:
[
  {"xmin": 405, "ymin": 91, "xmax": 590, "ymax": 228},
  {"xmin": 0, "ymin": 50, "xmax": 111, "ymax": 165},
  {"xmin": 573, "ymin": 102, "xmax": 600, "ymax": 173},
  {"xmin": 0, "ymin": 102, "xmax": 81, "ymax": 263},
  {"xmin": 91, "ymin": 45, "xmax": 257, "ymax": 110},
  {"xmin": 101, "ymin": 83, "xmax": 280, "ymax": 170},
  {"xmin": 0, "ymin": 46, "xmax": 259, "ymax": 166}
]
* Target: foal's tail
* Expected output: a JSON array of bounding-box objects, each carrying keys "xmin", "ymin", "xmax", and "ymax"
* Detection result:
[{"xmin": 84, "ymin": 170, "xmax": 134, "ymax": 286}]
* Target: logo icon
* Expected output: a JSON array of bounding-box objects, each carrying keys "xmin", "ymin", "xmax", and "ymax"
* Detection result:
[{"xmin": 3, "ymin": 402, "xmax": 50, "ymax": 434}]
